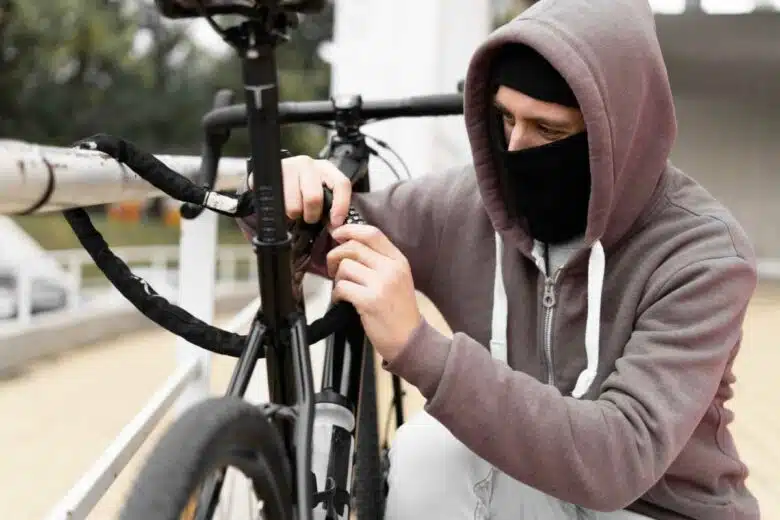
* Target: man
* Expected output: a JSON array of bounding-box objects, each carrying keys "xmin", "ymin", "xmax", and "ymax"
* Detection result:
[{"xmin": 238, "ymin": 0, "xmax": 760, "ymax": 518}]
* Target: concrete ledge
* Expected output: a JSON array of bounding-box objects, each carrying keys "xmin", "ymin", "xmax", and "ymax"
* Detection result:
[
  {"xmin": 0, "ymin": 276, "xmax": 331, "ymax": 377},
  {"xmin": 758, "ymin": 259, "xmax": 780, "ymax": 282},
  {"xmin": 0, "ymin": 286, "xmax": 257, "ymax": 377}
]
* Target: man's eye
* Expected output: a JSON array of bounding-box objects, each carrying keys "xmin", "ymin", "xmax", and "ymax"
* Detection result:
[
  {"xmin": 502, "ymin": 113, "xmax": 515, "ymax": 126},
  {"xmin": 539, "ymin": 126, "xmax": 565, "ymax": 139}
]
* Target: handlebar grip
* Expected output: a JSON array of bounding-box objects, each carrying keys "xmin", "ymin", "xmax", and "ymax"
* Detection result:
[
  {"xmin": 322, "ymin": 186, "xmax": 334, "ymax": 215},
  {"xmin": 321, "ymin": 186, "xmax": 365, "ymax": 226}
]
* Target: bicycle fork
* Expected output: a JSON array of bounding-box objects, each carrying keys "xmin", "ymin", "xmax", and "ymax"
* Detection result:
[{"xmin": 311, "ymin": 313, "xmax": 367, "ymax": 520}]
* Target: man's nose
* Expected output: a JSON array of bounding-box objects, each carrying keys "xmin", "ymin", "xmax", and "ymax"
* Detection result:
[{"xmin": 507, "ymin": 122, "xmax": 532, "ymax": 151}]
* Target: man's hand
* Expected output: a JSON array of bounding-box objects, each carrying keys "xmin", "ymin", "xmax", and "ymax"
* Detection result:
[
  {"xmin": 244, "ymin": 155, "xmax": 353, "ymax": 226},
  {"xmin": 327, "ymin": 224, "xmax": 422, "ymax": 363}
]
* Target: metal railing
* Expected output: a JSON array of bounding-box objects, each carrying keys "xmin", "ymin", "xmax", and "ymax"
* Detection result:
[
  {"xmin": 43, "ymin": 207, "xmax": 266, "ymax": 520},
  {"xmin": 47, "ymin": 243, "xmax": 260, "ymax": 293},
  {"xmin": 0, "ymin": 139, "xmax": 261, "ymax": 519},
  {"xmin": 2, "ymin": 243, "xmax": 259, "ymax": 328}
]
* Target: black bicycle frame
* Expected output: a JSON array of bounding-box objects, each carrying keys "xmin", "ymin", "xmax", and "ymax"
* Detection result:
[
  {"xmin": 183, "ymin": 19, "xmax": 462, "ymax": 519},
  {"xmin": 193, "ymin": 17, "xmax": 317, "ymax": 520}
]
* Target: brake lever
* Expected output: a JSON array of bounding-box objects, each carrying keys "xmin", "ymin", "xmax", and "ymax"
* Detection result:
[{"xmin": 181, "ymin": 89, "xmax": 235, "ymax": 220}]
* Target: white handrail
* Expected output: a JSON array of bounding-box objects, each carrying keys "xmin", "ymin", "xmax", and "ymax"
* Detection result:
[
  {"xmin": 44, "ymin": 359, "xmax": 202, "ymax": 520},
  {"xmin": 48, "ymin": 245, "xmax": 252, "ymax": 263},
  {"xmin": 1, "ymin": 244, "xmax": 260, "ymax": 329},
  {"xmin": 42, "ymin": 202, "xmax": 263, "ymax": 519},
  {"xmin": 42, "ymin": 292, "xmax": 263, "ymax": 520},
  {"xmin": 0, "ymin": 138, "xmax": 257, "ymax": 518},
  {"xmin": 0, "ymin": 139, "xmax": 248, "ymax": 215}
]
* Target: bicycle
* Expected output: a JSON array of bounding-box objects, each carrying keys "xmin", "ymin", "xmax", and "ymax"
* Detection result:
[{"xmin": 61, "ymin": 1, "xmax": 464, "ymax": 519}]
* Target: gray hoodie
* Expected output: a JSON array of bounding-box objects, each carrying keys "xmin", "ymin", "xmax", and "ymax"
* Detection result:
[{"xmin": 241, "ymin": 0, "xmax": 760, "ymax": 517}]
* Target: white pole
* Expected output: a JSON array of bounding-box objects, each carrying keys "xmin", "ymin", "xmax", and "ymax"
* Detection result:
[
  {"xmin": 44, "ymin": 359, "xmax": 201, "ymax": 520},
  {"xmin": 16, "ymin": 263, "xmax": 32, "ymax": 326},
  {"xmin": 328, "ymin": 0, "xmax": 491, "ymax": 188},
  {"xmin": 66, "ymin": 253, "xmax": 82, "ymax": 310},
  {"xmin": 223, "ymin": 249, "xmax": 237, "ymax": 289},
  {"xmin": 173, "ymin": 209, "xmax": 219, "ymax": 415}
]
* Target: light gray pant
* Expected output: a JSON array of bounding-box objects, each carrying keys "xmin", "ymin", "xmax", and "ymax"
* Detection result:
[{"xmin": 384, "ymin": 411, "xmax": 653, "ymax": 520}]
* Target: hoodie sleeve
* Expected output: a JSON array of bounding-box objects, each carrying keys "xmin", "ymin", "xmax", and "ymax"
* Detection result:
[{"xmin": 383, "ymin": 254, "xmax": 757, "ymax": 511}]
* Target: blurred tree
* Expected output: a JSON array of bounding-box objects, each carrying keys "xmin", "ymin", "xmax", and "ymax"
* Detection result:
[
  {"xmin": 0, "ymin": 0, "xmax": 334, "ymax": 158},
  {"xmin": 0, "ymin": 0, "xmax": 144, "ymax": 143},
  {"xmin": 204, "ymin": 3, "xmax": 335, "ymax": 158}
]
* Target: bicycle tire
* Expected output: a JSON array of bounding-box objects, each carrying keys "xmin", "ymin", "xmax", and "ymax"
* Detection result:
[
  {"xmin": 119, "ymin": 396, "xmax": 294, "ymax": 520},
  {"xmin": 352, "ymin": 340, "xmax": 385, "ymax": 520}
]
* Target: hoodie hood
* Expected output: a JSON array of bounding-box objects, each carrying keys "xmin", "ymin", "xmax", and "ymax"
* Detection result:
[{"xmin": 464, "ymin": 0, "xmax": 677, "ymax": 254}]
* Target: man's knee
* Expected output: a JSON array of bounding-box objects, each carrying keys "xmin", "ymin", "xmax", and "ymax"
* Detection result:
[
  {"xmin": 384, "ymin": 411, "xmax": 492, "ymax": 519},
  {"xmin": 388, "ymin": 411, "xmax": 480, "ymax": 479},
  {"xmin": 386, "ymin": 410, "xmax": 494, "ymax": 495}
]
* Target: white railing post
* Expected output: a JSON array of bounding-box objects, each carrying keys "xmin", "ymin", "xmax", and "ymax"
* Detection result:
[
  {"xmin": 174, "ymin": 209, "xmax": 219, "ymax": 415},
  {"xmin": 16, "ymin": 263, "xmax": 32, "ymax": 325},
  {"xmin": 217, "ymin": 250, "xmax": 226, "ymax": 284},
  {"xmin": 66, "ymin": 253, "xmax": 82, "ymax": 310},
  {"xmin": 224, "ymin": 248, "xmax": 237, "ymax": 289},
  {"xmin": 151, "ymin": 249, "xmax": 168, "ymax": 276},
  {"xmin": 249, "ymin": 255, "xmax": 258, "ymax": 284}
]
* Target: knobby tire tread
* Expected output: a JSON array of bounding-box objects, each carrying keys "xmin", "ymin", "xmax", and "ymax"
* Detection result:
[
  {"xmin": 119, "ymin": 396, "xmax": 293, "ymax": 520},
  {"xmin": 352, "ymin": 340, "xmax": 385, "ymax": 520}
]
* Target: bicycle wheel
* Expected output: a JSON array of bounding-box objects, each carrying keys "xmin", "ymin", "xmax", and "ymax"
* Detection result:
[{"xmin": 120, "ymin": 396, "xmax": 294, "ymax": 520}]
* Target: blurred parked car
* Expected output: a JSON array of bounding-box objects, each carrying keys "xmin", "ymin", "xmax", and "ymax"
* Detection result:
[{"xmin": 0, "ymin": 271, "xmax": 67, "ymax": 320}]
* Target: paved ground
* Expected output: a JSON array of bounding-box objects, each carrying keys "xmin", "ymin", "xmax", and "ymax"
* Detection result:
[{"xmin": 1, "ymin": 284, "xmax": 777, "ymax": 519}]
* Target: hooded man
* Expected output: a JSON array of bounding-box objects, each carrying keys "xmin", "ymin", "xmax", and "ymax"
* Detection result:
[{"xmin": 237, "ymin": 0, "xmax": 760, "ymax": 518}]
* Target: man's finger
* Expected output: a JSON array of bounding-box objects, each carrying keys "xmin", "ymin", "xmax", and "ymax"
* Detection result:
[
  {"xmin": 298, "ymin": 164, "xmax": 325, "ymax": 224},
  {"xmin": 331, "ymin": 224, "xmax": 400, "ymax": 259},
  {"xmin": 326, "ymin": 240, "xmax": 385, "ymax": 279},
  {"xmin": 315, "ymin": 160, "xmax": 352, "ymax": 227},
  {"xmin": 334, "ymin": 257, "xmax": 373, "ymax": 287},
  {"xmin": 282, "ymin": 161, "xmax": 303, "ymax": 220},
  {"xmin": 332, "ymin": 279, "xmax": 371, "ymax": 308}
]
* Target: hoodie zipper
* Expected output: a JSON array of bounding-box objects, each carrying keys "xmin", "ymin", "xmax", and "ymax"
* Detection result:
[{"xmin": 542, "ymin": 269, "xmax": 562, "ymax": 386}]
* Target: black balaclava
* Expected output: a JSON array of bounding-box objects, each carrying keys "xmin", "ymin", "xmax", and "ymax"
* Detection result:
[{"xmin": 489, "ymin": 43, "xmax": 591, "ymax": 245}]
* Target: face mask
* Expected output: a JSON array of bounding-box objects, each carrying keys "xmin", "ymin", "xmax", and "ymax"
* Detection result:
[{"xmin": 497, "ymin": 131, "xmax": 591, "ymax": 244}]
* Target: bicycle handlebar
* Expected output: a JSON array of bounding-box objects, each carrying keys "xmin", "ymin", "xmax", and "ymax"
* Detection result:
[
  {"xmin": 61, "ymin": 92, "xmax": 464, "ymax": 360},
  {"xmin": 203, "ymin": 93, "xmax": 464, "ymax": 130}
]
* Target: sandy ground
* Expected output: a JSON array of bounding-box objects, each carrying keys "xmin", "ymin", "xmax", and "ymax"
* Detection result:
[{"xmin": 0, "ymin": 284, "xmax": 778, "ymax": 520}]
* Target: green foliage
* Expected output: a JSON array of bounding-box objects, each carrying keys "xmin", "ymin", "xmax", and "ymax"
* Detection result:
[
  {"xmin": 0, "ymin": 0, "xmax": 334, "ymax": 157},
  {"xmin": 2, "ymin": 1, "xmax": 335, "ymax": 249},
  {"xmin": 204, "ymin": 5, "xmax": 334, "ymax": 158}
]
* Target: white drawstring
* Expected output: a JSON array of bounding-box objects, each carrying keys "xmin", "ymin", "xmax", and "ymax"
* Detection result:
[
  {"xmin": 490, "ymin": 233, "xmax": 605, "ymax": 398},
  {"xmin": 571, "ymin": 239, "xmax": 604, "ymax": 398},
  {"xmin": 490, "ymin": 234, "xmax": 509, "ymax": 364}
]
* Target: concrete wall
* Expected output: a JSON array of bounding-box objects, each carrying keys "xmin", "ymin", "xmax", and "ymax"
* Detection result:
[
  {"xmin": 669, "ymin": 92, "xmax": 780, "ymax": 260},
  {"xmin": 658, "ymin": 13, "xmax": 780, "ymax": 261}
]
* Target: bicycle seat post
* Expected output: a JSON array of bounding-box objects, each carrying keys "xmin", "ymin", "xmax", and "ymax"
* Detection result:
[
  {"xmin": 233, "ymin": 16, "xmax": 297, "ymax": 331},
  {"xmin": 227, "ymin": 12, "xmax": 317, "ymax": 519}
]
